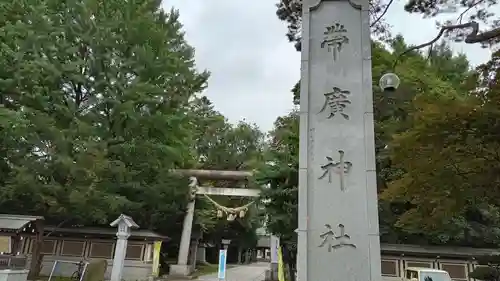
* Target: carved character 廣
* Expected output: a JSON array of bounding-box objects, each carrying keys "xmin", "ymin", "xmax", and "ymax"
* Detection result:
[{"xmin": 318, "ymin": 87, "xmax": 351, "ymax": 120}]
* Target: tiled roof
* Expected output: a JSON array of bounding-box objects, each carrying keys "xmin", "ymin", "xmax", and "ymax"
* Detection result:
[{"xmin": 0, "ymin": 214, "xmax": 43, "ymax": 231}]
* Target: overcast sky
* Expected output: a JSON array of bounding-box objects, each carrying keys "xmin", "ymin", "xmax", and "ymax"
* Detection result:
[{"xmin": 162, "ymin": 0, "xmax": 493, "ymax": 133}]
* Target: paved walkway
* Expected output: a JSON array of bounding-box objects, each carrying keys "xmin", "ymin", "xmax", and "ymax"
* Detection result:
[{"xmin": 196, "ymin": 262, "xmax": 269, "ymax": 281}]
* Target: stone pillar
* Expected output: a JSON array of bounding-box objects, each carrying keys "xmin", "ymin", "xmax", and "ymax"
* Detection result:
[
  {"xmin": 179, "ymin": 201, "xmax": 195, "ymax": 265},
  {"xmin": 270, "ymin": 236, "xmax": 279, "ymax": 280},
  {"xmin": 170, "ymin": 201, "xmax": 195, "ymax": 276},
  {"xmin": 297, "ymin": 1, "xmax": 382, "ymax": 281},
  {"xmin": 170, "ymin": 177, "xmax": 198, "ymax": 276},
  {"xmin": 111, "ymin": 238, "xmax": 128, "ymax": 281},
  {"xmin": 109, "ymin": 214, "xmax": 138, "ymax": 281}
]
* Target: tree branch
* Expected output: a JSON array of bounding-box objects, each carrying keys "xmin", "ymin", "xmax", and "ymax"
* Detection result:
[
  {"xmin": 371, "ymin": 0, "xmax": 394, "ymax": 28},
  {"xmin": 393, "ymin": 21, "xmax": 500, "ymax": 69},
  {"xmin": 457, "ymin": 0, "xmax": 485, "ymax": 24},
  {"xmin": 44, "ymin": 219, "xmax": 70, "ymax": 238}
]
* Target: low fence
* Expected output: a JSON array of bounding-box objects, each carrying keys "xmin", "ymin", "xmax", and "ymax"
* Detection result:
[{"xmin": 0, "ymin": 255, "xmax": 27, "ymax": 269}]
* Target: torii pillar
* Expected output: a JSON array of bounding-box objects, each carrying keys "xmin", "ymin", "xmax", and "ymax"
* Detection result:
[{"xmin": 169, "ymin": 177, "xmax": 197, "ymax": 277}]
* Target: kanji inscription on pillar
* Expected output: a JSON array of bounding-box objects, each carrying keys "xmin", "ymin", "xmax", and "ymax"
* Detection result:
[
  {"xmin": 320, "ymin": 22, "xmax": 349, "ymax": 62},
  {"xmin": 318, "ymin": 87, "xmax": 351, "ymax": 120},
  {"xmin": 298, "ymin": 0, "xmax": 383, "ymax": 279},
  {"xmin": 318, "ymin": 223, "xmax": 356, "ymax": 252},
  {"xmin": 318, "ymin": 150, "xmax": 352, "ymax": 191}
]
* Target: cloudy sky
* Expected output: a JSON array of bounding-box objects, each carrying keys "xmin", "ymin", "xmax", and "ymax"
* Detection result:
[{"xmin": 162, "ymin": 0, "xmax": 493, "ymax": 133}]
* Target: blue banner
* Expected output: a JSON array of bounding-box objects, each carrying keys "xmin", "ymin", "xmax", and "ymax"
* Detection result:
[{"xmin": 217, "ymin": 249, "xmax": 227, "ymax": 280}]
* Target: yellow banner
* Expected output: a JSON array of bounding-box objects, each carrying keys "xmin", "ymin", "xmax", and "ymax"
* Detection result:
[
  {"xmin": 0, "ymin": 236, "xmax": 11, "ymax": 253},
  {"xmin": 152, "ymin": 241, "xmax": 162, "ymax": 277},
  {"xmin": 277, "ymin": 247, "xmax": 285, "ymax": 281}
]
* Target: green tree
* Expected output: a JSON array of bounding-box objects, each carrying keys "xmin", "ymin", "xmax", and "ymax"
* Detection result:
[
  {"xmin": 191, "ymin": 96, "xmax": 265, "ymax": 171},
  {"xmin": 0, "ymin": 0, "xmax": 208, "ymax": 243},
  {"xmin": 256, "ymin": 109, "xmax": 299, "ymax": 278},
  {"xmin": 256, "ymin": 111, "xmax": 299, "ymax": 245},
  {"xmin": 381, "ymin": 49, "xmax": 500, "ymax": 246}
]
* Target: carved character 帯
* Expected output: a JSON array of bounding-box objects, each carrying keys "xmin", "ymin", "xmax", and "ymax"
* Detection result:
[{"xmin": 320, "ymin": 23, "xmax": 349, "ymax": 62}]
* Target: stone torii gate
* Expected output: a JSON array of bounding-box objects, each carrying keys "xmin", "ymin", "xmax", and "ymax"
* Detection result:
[{"xmin": 169, "ymin": 169, "xmax": 261, "ymax": 277}]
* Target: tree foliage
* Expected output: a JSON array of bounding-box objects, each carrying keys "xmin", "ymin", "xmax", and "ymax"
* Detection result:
[
  {"xmin": 0, "ymin": 0, "xmax": 267, "ymax": 254},
  {"xmin": 0, "ymin": 0, "xmax": 208, "ymax": 243},
  {"xmin": 191, "ymin": 96, "xmax": 265, "ymax": 171},
  {"xmin": 381, "ymin": 49, "xmax": 500, "ymax": 246},
  {"xmin": 256, "ymin": 111, "xmax": 299, "ymax": 244}
]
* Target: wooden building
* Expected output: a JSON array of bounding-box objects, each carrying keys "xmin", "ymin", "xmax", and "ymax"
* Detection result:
[
  {"xmin": 0, "ymin": 214, "xmax": 44, "ymax": 277},
  {"xmin": 21, "ymin": 226, "xmax": 169, "ymax": 280}
]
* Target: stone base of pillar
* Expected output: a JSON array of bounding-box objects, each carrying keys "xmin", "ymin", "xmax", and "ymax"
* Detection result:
[
  {"xmin": 0, "ymin": 269, "xmax": 29, "ymax": 281},
  {"xmin": 270, "ymin": 263, "xmax": 279, "ymax": 281},
  {"xmin": 263, "ymin": 263, "xmax": 280, "ymax": 281},
  {"xmin": 265, "ymin": 269, "xmax": 272, "ymax": 281},
  {"xmin": 169, "ymin": 264, "xmax": 192, "ymax": 277}
]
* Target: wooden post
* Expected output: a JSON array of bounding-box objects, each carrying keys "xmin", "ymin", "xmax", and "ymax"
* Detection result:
[
  {"xmin": 11, "ymin": 234, "xmax": 21, "ymax": 255},
  {"xmin": 28, "ymin": 219, "xmax": 44, "ymax": 280}
]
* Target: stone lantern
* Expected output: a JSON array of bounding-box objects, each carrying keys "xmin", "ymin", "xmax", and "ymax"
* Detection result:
[{"xmin": 109, "ymin": 214, "xmax": 139, "ymax": 281}]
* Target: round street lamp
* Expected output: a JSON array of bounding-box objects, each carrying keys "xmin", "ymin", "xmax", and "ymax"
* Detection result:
[{"xmin": 379, "ymin": 72, "xmax": 400, "ymax": 92}]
